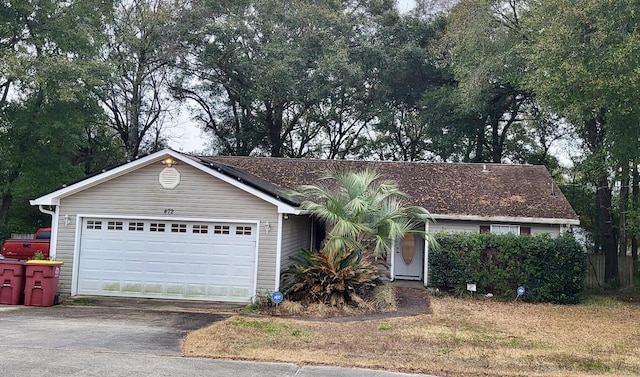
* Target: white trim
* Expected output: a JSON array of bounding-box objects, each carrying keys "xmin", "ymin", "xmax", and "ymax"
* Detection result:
[
  {"xmin": 390, "ymin": 238, "xmax": 396, "ymax": 281},
  {"xmin": 490, "ymin": 224, "xmax": 521, "ymax": 235},
  {"xmin": 423, "ymin": 222, "xmax": 430, "ymax": 287},
  {"xmin": 429, "ymin": 213, "xmax": 579, "ymax": 225},
  {"xmin": 50, "ymin": 206, "xmax": 59, "ymax": 260},
  {"xmin": 30, "ymin": 149, "xmax": 301, "ymax": 214},
  {"xmin": 71, "ymin": 214, "xmax": 260, "ymax": 301},
  {"xmin": 252, "ymin": 221, "xmax": 260, "ymax": 302},
  {"xmin": 75, "ymin": 213, "xmax": 261, "ymax": 224},
  {"xmin": 71, "ymin": 214, "xmax": 83, "ymax": 296},
  {"xmin": 274, "ymin": 213, "xmax": 284, "ymax": 292}
]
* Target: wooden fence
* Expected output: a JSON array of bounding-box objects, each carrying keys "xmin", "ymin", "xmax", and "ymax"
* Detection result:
[{"xmin": 585, "ymin": 254, "xmax": 635, "ymax": 288}]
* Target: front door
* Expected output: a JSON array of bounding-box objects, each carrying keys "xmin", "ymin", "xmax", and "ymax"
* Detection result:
[{"xmin": 393, "ymin": 234, "xmax": 424, "ymax": 280}]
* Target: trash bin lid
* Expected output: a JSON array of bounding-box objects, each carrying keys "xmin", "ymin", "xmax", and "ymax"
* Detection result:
[{"xmin": 25, "ymin": 260, "xmax": 63, "ymax": 265}]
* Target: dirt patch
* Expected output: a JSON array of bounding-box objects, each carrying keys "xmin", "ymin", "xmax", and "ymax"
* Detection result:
[
  {"xmin": 325, "ymin": 287, "xmax": 431, "ymax": 322},
  {"xmin": 395, "ymin": 287, "xmax": 431, "ymax": 315}
]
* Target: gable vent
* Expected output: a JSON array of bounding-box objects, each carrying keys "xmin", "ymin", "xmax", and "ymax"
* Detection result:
[{"xmin": 159, "ymin": 167, "xmax": 181, "ymax": 189}]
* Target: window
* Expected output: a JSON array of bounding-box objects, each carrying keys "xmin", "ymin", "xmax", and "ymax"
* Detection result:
[
  {"xmin": 129, "ymin": 222, "xmax": 144, "ymax": 231},
  {"xmin": 86, "ymin": 220, "xmax": 102, "ymax": 230},
  {"xmin": 214, "ymin": 225, "xmax": 230, "ymax": 234},
  {"xmin": 107, "ymin": 221, "xmax": 123, "ymax": 230},
  {"xmin": 236, "ymin": 226, "xmax": 252, "ymax": 235},
  {"xmin": 171, "ymin": 224, "xmax": 187, "ymax": 233},
  {"xmin": 490, "ymin": 224, "xmax": 520, "ymax": 235},
  {"xmin": 150, "ymin": 223, "xmax": 166, "ymax": 232},
  {"xmin": 193, "ymin": 225, "xmax": 208, "ymax": 234}
]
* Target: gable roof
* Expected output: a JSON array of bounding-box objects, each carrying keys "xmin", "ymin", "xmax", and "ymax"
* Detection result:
[
  {"xmin": 30, "ymin": 150, "xmax": 300, "ymax": 214},
  {"xmin": 31, "ymin": 149, "xmax": 579, "ymax": 225},
  {"xmin": 195, "ymin": 156, "xmax": 579, "ymax": 225}
]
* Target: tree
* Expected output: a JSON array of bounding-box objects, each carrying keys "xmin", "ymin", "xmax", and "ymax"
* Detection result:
[
  {"xmin": 176, "ymin": 0, "xmax": 410, "ymax": 158},
  {"xmin": 524, "ymin": 0, "xmax": 640, "ymax": 283},
  {"xmin": 433, "ymin": 0, "xmax": 553, "ymax": 164},
  {"xmin": 292, "ymin": 169, "xmax": 432, "ymax": 257},
  {"xmin": 283, "ymin": 168, "xmax": 432, "ymax": 307},
  {"xmin": 98, "ymin": 0, "xmax": 182, "ymax": 160},
  {"xmin": 362, "ymin": 9, "xmax": 454, "ymax": 161},
  {"xmin": 0, "ymin": 0, "xmax": 111, "ymax": 232}
]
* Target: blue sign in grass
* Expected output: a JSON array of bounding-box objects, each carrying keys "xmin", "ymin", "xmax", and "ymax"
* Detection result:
[
  {"xmin": 271, "ymin": 291, "xmax": 283, "ymax": 304},
  {"xmin": 517, "ymin": 286, "xmax": 526, "ymax": 297}
]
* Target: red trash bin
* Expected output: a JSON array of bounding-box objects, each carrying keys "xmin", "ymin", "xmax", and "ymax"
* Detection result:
[
  {"xmin": 0, "ymin": 259, "xmax": 26, "ymax": 305},
  {"xmin": 24, "ymin": 260, "xmax": 63, "ymax": 307}
]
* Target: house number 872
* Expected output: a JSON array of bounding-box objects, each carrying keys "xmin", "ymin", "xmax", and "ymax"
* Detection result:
[{"xmin": 164, "ymin": 208, "xmax": 174, "ymax": 214}]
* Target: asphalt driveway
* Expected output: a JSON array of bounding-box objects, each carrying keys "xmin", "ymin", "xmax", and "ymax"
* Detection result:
[
  {"xmin": 0, "ymin": 304, "xmax": 226, "ymax": 355},
  {"xmin": 0, "ymin": 302, "xmax": 437, "ymax": 377}
]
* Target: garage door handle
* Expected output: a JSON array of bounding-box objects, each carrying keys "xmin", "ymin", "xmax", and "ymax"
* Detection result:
[{"xmin": 2, "ymin": 283, "xmax": 11, "ymax": 288}]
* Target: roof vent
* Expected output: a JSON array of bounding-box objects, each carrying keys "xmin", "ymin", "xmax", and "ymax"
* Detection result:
[
  {"xmin": 159, "ymin": 167, "xmax": 181, "ymax": 189},
  {"xmin": 482, "ymin": 164, "xmax": 489, "ymax": 173}
]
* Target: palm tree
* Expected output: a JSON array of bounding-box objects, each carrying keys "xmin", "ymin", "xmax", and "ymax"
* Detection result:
[{"xmin": 292, "ymin": 168, "xmax": 432, "ymax": 257}]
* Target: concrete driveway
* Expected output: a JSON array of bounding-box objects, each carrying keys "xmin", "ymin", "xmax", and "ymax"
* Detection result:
[{"xmin": 0, "ymin": 303, "xmax": 437, "ymax": 377}]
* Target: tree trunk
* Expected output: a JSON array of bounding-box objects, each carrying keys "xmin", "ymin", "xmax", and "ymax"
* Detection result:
[
  {"xmin": 267, "ymin": 102, "xmax": 284, "ymax": 157},
  {"xmin": 0, "ymin": 193, "xmax": 12, "ymax": 229},
  {"xmin": 619, "ymin": 162, "xmax": 630, "ymax": 255},
  {"xmin": 597, "ymin": 175, "xmax": 619, "ymax": 284},
  {"xmin": 632, "ymin": 164, "xmax": 639, "ymax": 261},
  {"xmin": 472, "ymin": 117, "xmax": 486, "ymax": 162}
]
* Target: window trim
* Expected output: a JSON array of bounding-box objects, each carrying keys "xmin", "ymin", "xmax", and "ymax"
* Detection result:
[{"xmin": 489, "ymin": 224, "xmax": 521, "ymax": 235}]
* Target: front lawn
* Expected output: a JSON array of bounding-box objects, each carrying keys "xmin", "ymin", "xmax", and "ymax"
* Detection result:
[{"xmin": 183, "ymin": 295, "xmax": 640, "ymax": 377}]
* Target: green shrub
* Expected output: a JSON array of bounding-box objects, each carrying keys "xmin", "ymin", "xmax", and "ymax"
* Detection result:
[
  {"xmin": 430, "ymin": 232, "xmax": 586, "ymax": 304},
  {"xmin": 281, "ymin": 248, "xmax": 382, "ymax": 306}
]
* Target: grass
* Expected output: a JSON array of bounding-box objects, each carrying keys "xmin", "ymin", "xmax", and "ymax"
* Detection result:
[
  {"xmin": 62, "ymin": 297, "xmax": 98, "ymax": 306},
  {"xmin": 183, "ymin": 295, "xmax": 640, "ymax": 377}
]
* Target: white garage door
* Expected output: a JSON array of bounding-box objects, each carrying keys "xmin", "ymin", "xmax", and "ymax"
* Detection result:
[{"xmin": 77, "ymin": 218, "xmax": 257, "ymax": 302}]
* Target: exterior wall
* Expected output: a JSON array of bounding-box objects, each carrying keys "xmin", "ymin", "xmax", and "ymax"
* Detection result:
[
  {"xmin": 53, "ymin": 162, "xmax": 280, "ymax": 298},
  {"xmin": 429, "ymin": 219, "xmax": 562, "ymax": 236},
  {"xmin": 279, "ymin": 214, "xmax": 311, "ymax": 271}
]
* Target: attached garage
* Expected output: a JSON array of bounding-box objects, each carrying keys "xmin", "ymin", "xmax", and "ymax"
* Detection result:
[{"xmin": 75, "ymin": 217, "xmax": 258, "ymax": 302}]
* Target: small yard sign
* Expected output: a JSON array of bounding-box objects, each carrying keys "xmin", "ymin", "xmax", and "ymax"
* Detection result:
[
  {"xmin": 466, "ymin": 283, "xmax": 477, "ymax": 293},
  {"xmin": 271, "ymin": 291, "xmax": 283, "ymax": 304},
  {"xmin": 515, "ymin": 286, "xmax": 526, "ymax": 301}
]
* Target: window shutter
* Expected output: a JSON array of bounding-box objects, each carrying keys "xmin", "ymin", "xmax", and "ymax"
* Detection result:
[
  {"xmin": 520, "ymin": 226, "xmax": 531, "ymax": 235},
  {"xmin": 479, "ymin": 225, "xmax": 490, "ymax": 234}
]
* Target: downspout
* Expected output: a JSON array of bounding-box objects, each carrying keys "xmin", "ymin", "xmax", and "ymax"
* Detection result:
[
  {"xmin": 390, "ymin": 238, "xmax": 396, "ymax": 281},
  {"xmin": 274, "ymin": 213, "xmax": 284, "ymax": 292},
  {"xmin": 423, "ymin": 222, "xmax": 430, "ymax": 287},
  {"xmin": 37, "ymin": 205, "xmax": 58, "ymax": 260}
]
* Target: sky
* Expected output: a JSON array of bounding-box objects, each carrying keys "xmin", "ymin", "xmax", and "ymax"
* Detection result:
[{"xmin": 166, "ymin": 0, "xmax": 418, "ymax": 154}]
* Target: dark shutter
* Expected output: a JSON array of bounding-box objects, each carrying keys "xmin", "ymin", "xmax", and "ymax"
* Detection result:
[
  {"xmin": 479, "ymin": 225, "xmax": 490, "ymax": 234},
  {"xmin": 520, "ymin": 226, "xmax": 531, "ymax": 235}
]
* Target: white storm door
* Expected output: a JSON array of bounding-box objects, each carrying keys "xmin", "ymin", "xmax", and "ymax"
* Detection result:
[{"xmin": 393, "ymin": 234, "xmax": 424, "ymax": 280}]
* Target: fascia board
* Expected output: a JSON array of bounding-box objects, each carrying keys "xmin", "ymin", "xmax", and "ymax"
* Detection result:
[
  {"xmin": 31, "ymin": 150, "xmax": 176, "ymax": 206},
  {"xmin": 30, "ymin": 149, "xmax": 300, "ymax": 213},
  {"xmin": 430, "ymin": 213, "xmax": 580, "ymax": 225}
]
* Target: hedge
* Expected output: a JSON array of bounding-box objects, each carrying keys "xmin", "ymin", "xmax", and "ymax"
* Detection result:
[{"xmin": 429, "ymin": 232, "xmax": 586, "ymax": 304}]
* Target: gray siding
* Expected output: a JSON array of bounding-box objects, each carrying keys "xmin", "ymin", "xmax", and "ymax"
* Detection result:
[
  {"xmin": 53, "ymin": 162, "xmax": 280, "ymax": 298},
  {"xmin": 429, "ymin": 220, "xmax": 562, "ymax": 236},
  {"xmin": 279, "ymin": 214, "xmax": 311, "ymax": 273}
]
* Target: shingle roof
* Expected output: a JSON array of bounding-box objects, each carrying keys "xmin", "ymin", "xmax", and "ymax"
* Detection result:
[{"xmin": 194, "ymin": 156, "xmax": 578, "ymax": 222}]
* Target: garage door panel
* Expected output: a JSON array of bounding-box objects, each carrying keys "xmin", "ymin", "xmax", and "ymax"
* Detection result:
[{"xmin": 77, "ymin": 218, "xmax": 257, "ymax": 302}]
